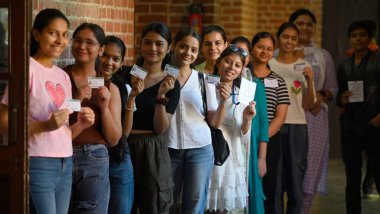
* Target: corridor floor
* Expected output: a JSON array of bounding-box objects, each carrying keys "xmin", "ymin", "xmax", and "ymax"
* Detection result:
[{"xmin": 311, "ymin": 160, "xmax": 380, "ymax": 214}]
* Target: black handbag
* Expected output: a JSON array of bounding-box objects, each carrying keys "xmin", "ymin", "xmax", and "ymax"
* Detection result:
[{"xmin": 198, "ymin": 73, "xmax": 230, "ymax": 166}]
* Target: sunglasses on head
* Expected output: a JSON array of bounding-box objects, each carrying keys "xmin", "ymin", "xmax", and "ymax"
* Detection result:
[{"xmin": 229, "ymin": 44, "xmax": 248, "ymax": 57}]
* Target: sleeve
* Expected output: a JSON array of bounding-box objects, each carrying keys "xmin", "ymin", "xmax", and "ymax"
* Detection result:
[
  {"xmin": 336, "ymin": 61, "xmax": 348, "ymax": 107},
  {"xmin": 322, "ymin": 50, "xmax": 338, "ymax": 99},
  {"xmin": 165, "ymin": 80, "xmax": 181, "ymax": 114},
  {"xmin": 255, "ymin": 80, "xmax": 269, "ymax": 143},
  {"xmin": 277, "ymin": 76, "xmax": 290, "ymax": 105}
]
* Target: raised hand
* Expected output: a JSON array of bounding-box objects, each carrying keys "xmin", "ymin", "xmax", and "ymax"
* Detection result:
[
  {"xmin": 216, "ymin": 82, "xmax": 231, "ymax": 102},
  {"xmin": 96, "ymin": 86, "xmax": 111, "ymax": 110},
  {"xmin": 76, "ymin": 107, "xmax": 95, "ymax": 129},
  {"xmin": 77, "ymin": 85, "xmax": 92, "ymax": 101},
  {"xmin": 243, "ymin": 101, "xmax": 256, "ymax": 120},
  {"xmin": 303, "ymin": 66, "xmax": 314, "ymax": 82},
  {"xmin": 157, "ymin": 75, "xmax": 175, "ymax": 98},
  {"xmin": 130, "ymin": 76, "xmax": 145, "ymax": 98},
  {"xmin": 48, "ymin": 109, "xmax": 70, "ymax": 131}
]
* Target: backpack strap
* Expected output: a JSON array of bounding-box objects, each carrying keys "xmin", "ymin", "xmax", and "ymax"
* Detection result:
[{"xmin": 198, "ymin": 72, "xmax": 208, "ymax": 118}]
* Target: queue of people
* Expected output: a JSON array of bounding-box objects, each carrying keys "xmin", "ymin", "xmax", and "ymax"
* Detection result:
[{"xmin": 0, "ymin": 6, "xmax": 379, "ymax": 214}]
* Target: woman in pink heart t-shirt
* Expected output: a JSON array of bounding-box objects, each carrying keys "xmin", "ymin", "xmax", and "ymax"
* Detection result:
[{"xmin": 0, "ymin": 9, "xmax": 94, "ymax": 214}]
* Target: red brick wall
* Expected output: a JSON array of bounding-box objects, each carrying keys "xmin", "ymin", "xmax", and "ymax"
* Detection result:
[
  {"xmin": 255, "ymin": 0, "xmax": 323, "ymax": 47},
  {"xmin": 33, "ymin": 0, "xmax": 135, "ymax": 66},
  {"xmin": 135, "ymin": 0, "xmax": 323, "ymax": 53}
]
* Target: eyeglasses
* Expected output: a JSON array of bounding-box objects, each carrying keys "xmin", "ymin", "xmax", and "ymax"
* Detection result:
[
  {"xmin": 72, "ymin": 38, "xmax": 99, "ymax": 47},
  {"xmin": 229, "ymin": 44, "xmax": 248, "ymax": 57}
]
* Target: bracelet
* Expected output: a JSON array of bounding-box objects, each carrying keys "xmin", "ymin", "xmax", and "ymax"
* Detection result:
[
  {"xmin": 156, "ymin": 97, "xmax": 169, "ymax": 106},
  {"xmin": 125, "ymin": 106, "xmax": 133, "ymax": 111},
  {"xmin": 258, "ymin": 156, "xmax": 266, "ymax": 160}
]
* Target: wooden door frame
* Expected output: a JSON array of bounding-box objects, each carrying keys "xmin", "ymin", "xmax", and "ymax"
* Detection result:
[{"xmin": 0, "ymin": 0, "xmax": 31, "ymax": 213}]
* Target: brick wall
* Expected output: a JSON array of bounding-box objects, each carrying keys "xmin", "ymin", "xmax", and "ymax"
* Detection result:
[
  {"xmin": 33, "ymin": 0, "xmax": 135, "ymax": 66},
  {"xmin": 135, "ymin": 0, "xmax": 323, "ymax": 54},
  {"xmin": 255, "ymin": 0, "xmax": 323, "ymax": 47}
]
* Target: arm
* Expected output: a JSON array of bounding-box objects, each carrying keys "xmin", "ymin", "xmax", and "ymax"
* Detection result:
[
  {"xmin": 336, "ymin": 62, "xmax": 351, "ymax": 107},
  {"xmin": 99, "ymin": 84, "xmax": 122, "ymax": 146},
  {"xmin": 256, "ymin": 82, "xmax": 269, "ymax": 177},
  {"xmin": 241, "ymin": 101, "xmax": 256, "ymax": 135},
  {"xmin": 29, "ymin": 109, "xmax": 69, "ymax": 135},
  {"xmin": 0, "ymin": 104, "xmax": 8, "ymax": 134},
  {"xmin": 153, "ymin": 76, "xmax": 176, "ymax": 134},
  {"xmin": 302, "ymin": 66, "xmax": 315, "ymax": 111},
  {"xmin": 268, "ymin": 104, "xmax": 288, "ymax": 137},
  {"xmin": 321, "ymin": 51, "xmax": 338, "ymax": 102},
  {"xmin": 207, "ymin": 82, "xmax": 230, "ymax": 128},
  {"xmin": 124, "ymin": 77, "xmax": 144, "ymax": 136}
]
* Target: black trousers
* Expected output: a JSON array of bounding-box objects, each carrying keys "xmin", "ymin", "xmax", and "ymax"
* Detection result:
[
  {"xmin": 264, "ymin": 124, "xmax": 308, "ymax": 214},
  {"xmin": 341, "ymin": 124, "xmax": 380, "ymax": 214}
]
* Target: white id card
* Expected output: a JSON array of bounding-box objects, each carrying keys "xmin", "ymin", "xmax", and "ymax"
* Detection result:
[
  {"xmin": 88, "ymin": 77, "xmax": 104, "ymax": 88},
  {"xmin": 205, "ymin": 74, "xmax": 220, "ymax": 85},
  {"xmin": 303, "ymin": 47, "xmax": 313, "ymax": 56},
  {"xmin": 164, "ymin": 64, "xmax": 179, "ymax": 78},
  {"xmin": 348, "ymin": 81, "xmax": 364, "ymax": 103},
  {"xmin": 264, "ymin": 78, "xmax": 278, "ymax": 88},
  {"xmin": 130, "ymin": 64, "xmax": 148, "ymax": 80},
  {"xmin": 293, "ymin": 63, "xmax": 306, "ymax": 73},
  {"xmin": 68, "ymin": 99, "xmax": 81, "ymax": 112}
]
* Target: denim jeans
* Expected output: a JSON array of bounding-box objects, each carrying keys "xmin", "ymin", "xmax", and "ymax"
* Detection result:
[
  {"xmin": 70, "ymin": 144, "xmax": 110, "ymax": 214},
  {"xmin": 29, "ymin": 156, "xmax": 73, "ymax": 214},
  {"xmin": 168, "ymin": 144, "xmax": 214, "ymax": 214},
  {"xmin": 109, "ymin": 147, "xmax": 134, "ymax": 214}
]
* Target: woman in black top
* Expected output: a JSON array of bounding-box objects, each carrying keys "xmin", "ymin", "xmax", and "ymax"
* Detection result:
[{"xmin": 114, "ymin": 22, "xmax": 180, "ymax": 214}]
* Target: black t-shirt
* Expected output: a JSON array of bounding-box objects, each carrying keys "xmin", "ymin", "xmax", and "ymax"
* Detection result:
[{"xmin": 114, "ymin": 66, "xmax": 181, "ymax": 131}]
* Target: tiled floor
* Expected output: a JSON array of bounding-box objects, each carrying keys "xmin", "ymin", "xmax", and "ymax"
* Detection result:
[{"xmin": 311, "ymin": 160, "xmax": 380, "ymax": 214}]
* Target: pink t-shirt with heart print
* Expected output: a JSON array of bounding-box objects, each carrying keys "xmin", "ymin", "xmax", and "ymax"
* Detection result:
[{"xmin": 1, "ymin": 57, "xmax": 73, "ymax": 157}]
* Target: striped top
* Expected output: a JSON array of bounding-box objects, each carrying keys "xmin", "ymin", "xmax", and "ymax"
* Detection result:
[{"xmin": 257, "ymin": 71, "xmax": 290, "ymax": 122}]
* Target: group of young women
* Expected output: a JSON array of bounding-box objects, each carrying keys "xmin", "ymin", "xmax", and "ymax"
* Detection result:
[{"xmin": 0, "ymin": 7, "xmax": 337, "ymax": 214}]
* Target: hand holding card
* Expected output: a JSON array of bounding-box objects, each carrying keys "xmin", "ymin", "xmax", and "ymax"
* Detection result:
[
  {"xmin": 130, "ymin": 64, "xmax": 148, "ymax": 80},
  {"xmin": 164, "ymin": 64, "xmax": 179, "ymax": 78}
]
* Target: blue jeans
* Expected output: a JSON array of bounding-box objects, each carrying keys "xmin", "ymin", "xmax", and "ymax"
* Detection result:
[
  {"xmin": 109, "ymin": 147, "xmax": 134, "ymax": 214},
  {"xmin": 29, "ymin": 156, "xmax": 73, "ymax": 214},
  {"xmin": 168, "ymin": 144, "xmax": 214, "ymax": 214},
  {"xmin": 70, "ymin": 144, "xmax": 110, "ymax": 214}
]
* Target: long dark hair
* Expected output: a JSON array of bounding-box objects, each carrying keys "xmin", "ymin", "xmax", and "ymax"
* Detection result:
[
  {"xmin": 276, "ymin": 22, "xmax": 299, "ymax": 39},
  {"xmin": 102, "ymin": 35, "xmax": 127, "ymax": 62},
  {"xmin": 30, "ymin": 8, "xmax": 69, "ymax": 56},
  {"xmin": 136, "ymin": 22, "xmax": 171, "ymax": 70},
  {"xmin": 72, "ymin": 23, "xmax": 105, "ymax": 71},
  {"xmin": 289, "ymin": 8, "xmax": 317, "ymax": 24},
  {"xmin": 72, "ymin": 22, "xmax": 105, "ymax": 45},
  {"xmin": 172, "ymin": 26, "xmax": 201, "ymax": 68},
  {"xmin": 214, "ymin": 46, "xmax": 247, "ymax": 88}
]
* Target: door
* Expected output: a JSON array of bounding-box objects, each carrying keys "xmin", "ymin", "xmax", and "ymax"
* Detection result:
[{"xmin": 0, "ymin": 0, "xmax": 31, "ymax": 213}]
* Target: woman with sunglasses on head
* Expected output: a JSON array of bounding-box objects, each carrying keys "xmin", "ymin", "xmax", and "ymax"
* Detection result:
[
  {"xmin": 268, "ymin": 22, "xmax": 315, "ymax": 214},
  {"xmin": 250, "ymin": 32, "xmax": 290, "ymax": 214},
  {"xmin": 0, "ymin": 9, "xmax": 95, "ymax": 214},
  {"xmin": 204, "ymin": 44, "xmax": 257, "ymax": 214},
  {"xmin": 98, "ymin": 35, "xmax": 141, "ymax": 214},
  {"xmin": 195, "ymin": 25, "xmax": 228, "ymax": 75},
  {"xmin": 114, "ymin": 22, "xmax": 180, "ymax": 214},
  {"xmin": 166, "ymin": 26, "xmax": 230, "ymax": 214},
  {"xmin": 230, "ymin": 37, "xmax": 270, "ymax": 214},
  {"xmin": 288, "ymin": 9, "xmax": 338, "ymax": 213},
  {"xmin": 64, "ymin": 23, "xmax": 122, "ymax": 213}
]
